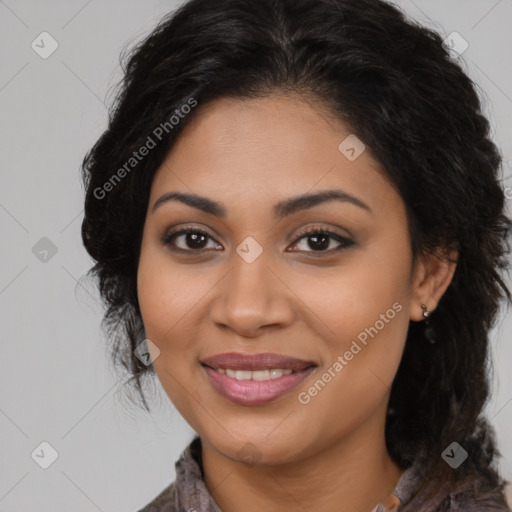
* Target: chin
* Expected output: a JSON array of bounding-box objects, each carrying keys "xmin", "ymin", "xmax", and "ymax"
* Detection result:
[{"xmin": 203, "ymin": 425, "xmax": 311, "ymax": 467}]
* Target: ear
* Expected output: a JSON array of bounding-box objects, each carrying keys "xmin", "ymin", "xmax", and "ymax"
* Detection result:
[{"xmin": 409, "ymin": 247, "xmax": 459, "ymax": 322}]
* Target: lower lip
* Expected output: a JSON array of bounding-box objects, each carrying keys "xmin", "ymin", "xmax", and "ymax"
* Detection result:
[{"xmin": 202, "ymin": 365, "xmax": 316, "ymax": 406}]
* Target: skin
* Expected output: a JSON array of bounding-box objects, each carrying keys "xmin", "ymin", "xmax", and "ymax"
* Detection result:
[{"xmin": 137, "ymin": 93, "xmax": 458, "ymax": 512}]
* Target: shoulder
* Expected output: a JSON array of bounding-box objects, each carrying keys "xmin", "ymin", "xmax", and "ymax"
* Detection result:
[
  {"xmin": 441, "ymin": 486, "xmax": 512, "ymax": 511},
  {"xmin": 136, "ymin": 481, "xmax": 176, "ymax": 512},
  {"xmin": 395, "ymin": 460, "xmax": 511, "ymax": 512}
]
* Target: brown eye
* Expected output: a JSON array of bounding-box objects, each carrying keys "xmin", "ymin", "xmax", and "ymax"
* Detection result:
[
  {"xmin": 161, "ymin": 228, "xmax": 222, "ymax": 252},
  {"xmin": 289, "ymin": 228, "xmax": 354, "ymax": 254}
]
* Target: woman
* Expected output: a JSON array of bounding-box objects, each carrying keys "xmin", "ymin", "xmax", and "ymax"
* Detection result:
[{"xmin": 81, "ymin": 0, "xmax": 512, "ymax": 510}]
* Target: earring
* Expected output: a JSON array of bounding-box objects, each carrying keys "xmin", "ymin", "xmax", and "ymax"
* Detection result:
[
  {"xmin": 420, "ymin": 303, "xmax": 436, "ymax": 344},
  {"xmin": 420, "ymin": 303, "xmax": 431, "ymax": 324}
]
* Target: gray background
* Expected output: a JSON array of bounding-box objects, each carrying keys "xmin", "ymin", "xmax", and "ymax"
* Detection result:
[{"xmin": 1, "ymin": 1, "xmax": 511, "ymax": 510}]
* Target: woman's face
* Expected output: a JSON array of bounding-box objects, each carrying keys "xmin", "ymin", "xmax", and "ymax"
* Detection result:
[{"xmin": 137, "ymin": 93, "xmax": 430, "ymax": 464}]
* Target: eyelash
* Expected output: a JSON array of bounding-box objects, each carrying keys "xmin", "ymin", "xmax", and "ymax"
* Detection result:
[{"xmin": 160, "ymin": 225, "xmax": 354, "ymax": 256}]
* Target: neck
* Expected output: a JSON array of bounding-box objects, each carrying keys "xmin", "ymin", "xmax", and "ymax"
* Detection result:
[{"xmin": 201, "ymin": 404, "xmax": 403, "ymax": 512}]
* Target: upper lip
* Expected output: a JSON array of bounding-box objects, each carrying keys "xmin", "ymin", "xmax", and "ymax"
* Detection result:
[{"xmin": 201, "ymin": 352, "xmax": 317, "ymax": 371}]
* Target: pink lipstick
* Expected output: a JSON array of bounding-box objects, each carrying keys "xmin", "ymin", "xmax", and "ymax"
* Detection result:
[{"xmin": 201, "ymin": 352, "xmax": 317, "ymax": 406}]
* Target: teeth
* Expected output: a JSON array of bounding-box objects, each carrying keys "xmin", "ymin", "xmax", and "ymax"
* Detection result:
[
  {"xmin": 270, "ymin": 369, "xmax": 283, "ymax": 379},
  {"xmin": 252, "ymin": 369, "xmax": 270, "ymax": 381},
  {"xmin": 217, "ymin": 368, "xmax": 293, "ymax": 380}
]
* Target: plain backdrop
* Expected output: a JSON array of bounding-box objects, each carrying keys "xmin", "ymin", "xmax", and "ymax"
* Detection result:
[{"xmin": 1, "ymin": 1, "xmax": 511, "ymax": 510}]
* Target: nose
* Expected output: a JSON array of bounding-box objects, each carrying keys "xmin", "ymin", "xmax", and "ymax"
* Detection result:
[{"xmin": 209, "ymin": 249, "xmax": 295, "ymax": 338}]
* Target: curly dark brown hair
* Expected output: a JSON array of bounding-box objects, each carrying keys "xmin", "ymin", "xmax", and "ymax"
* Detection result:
[{"xmin": 81, "ymin": 0, "xmax": 512, "ymax": 509}]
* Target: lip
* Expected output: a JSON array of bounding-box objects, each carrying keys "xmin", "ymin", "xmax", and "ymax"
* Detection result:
[
  {"xmin": 201, "ymin": 352, "xmax": 317, "ymax": 406},
  {"xmin": 201, "ymin": 352, "xmax": 316, "ymax": 371}
]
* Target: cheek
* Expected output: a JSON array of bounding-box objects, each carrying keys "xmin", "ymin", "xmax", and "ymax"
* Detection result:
[
  {"xmin": 292, "ymin": 290, "xmax": 409, "ymax": 441},
  {"xmin": 136, "ymin": 245, "xmax": 206, "ymax": 418},
  {"xmin": 293, "ymin": 242, "xmax": 411, "ymax": 349},
  {"xmin": 137, "ymin": 240, "xmax": 203, "ymax": 339},
  {"xmin": 291, "ymin": 238, "xmax": 412, "ymax": 407}
]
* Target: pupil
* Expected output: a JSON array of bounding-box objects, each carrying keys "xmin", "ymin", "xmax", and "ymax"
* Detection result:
[
  {"xmin": 309, "ymin": 234, "xmax": 329, "ymax": 250},
  {"xmin": 188, "ymin": 232, "xmax": 207, "ymax": 248}
]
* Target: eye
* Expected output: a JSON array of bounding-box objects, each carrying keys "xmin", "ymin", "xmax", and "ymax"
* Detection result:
[
  {"xmin": 160, "ymin": 225, "xmax": 354, "ymax": 255},
  {"xmin": 160, "ymin": 227, "xmax": 222, "ymax": 252},
  {"xmin": 288, "ymin": 227, "xmax": 354, "ymax": 255}
]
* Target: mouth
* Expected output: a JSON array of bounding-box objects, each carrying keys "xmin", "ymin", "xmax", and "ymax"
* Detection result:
[
  {"xmin": 204, "ymin": 367, "xmax": 307, "ymax": 380},
  {"xmin": 201, "ymin": 352, "xmax": 316, "ymax": 372},
  {"xmin": 200, "ymin": 352, "xmax": 318, "ymax": 406}
]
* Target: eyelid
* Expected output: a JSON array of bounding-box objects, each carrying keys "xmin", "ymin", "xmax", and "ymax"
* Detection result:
[
  {"xmin": 164, "ymin": 223, "xmax": 217, "ymax": 239},
  {"xmin": 291, "ymin": 223, "xmax": 352, "ymax": 242}
]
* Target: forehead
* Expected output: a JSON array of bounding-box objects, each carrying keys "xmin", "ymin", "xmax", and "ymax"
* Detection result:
[{"xmin": 150, "ymin": 94, "xmax": 399, "ymax": 217}]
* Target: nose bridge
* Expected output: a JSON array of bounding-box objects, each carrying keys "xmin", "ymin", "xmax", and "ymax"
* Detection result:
[
  {"xmin": 228, "ymin": 244, "xmax": 276, "ymax": 308},
  {"xmin": 210, "ymin": 242, "xmax": 292, "ymax": 333}
]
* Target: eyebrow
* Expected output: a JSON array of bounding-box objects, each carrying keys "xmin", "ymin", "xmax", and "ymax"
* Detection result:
[{"xmin": 152, "ymin": 189, "xmax": 372, "ymax": 218}]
